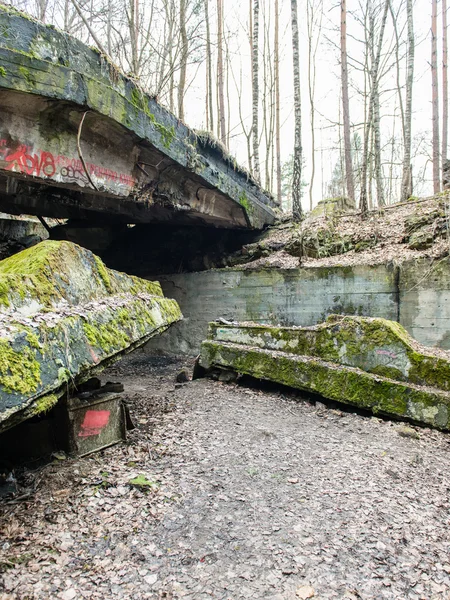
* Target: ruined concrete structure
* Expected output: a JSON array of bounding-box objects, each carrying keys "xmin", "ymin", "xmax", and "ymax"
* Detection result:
[
  {"xmin": 0, "ymin": 240, "xmax": 181, "ymax": 432},
  {"xmin": 200, "ymin": 316, "xmax": 450, "ymax": 430},
  {"xmin": 0, "ymin": 6, "xmax": 275, "ymax": 230},
  {"xmin": 146, "ymin": 258, "xmax": 450, "ymax": 355}
]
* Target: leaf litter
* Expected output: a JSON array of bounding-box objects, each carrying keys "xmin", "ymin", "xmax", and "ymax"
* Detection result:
[{"xmin": 1, "ymin": 352, "xmax": 450, "ymax": 599}]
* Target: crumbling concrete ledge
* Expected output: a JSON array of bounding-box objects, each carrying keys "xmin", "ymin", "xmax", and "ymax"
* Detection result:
[
  {"xmin": 199, "ymin": 316, "xmax": 450, "ymax": 430},
  {"xmin": 0, "ymin": 240, "xmax": 182, "ymax": 432}
]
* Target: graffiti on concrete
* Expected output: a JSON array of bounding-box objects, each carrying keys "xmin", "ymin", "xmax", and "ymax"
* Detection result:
[{"xmin": 0, "ymin": 137, "xmax": 136, "ymax": 192}]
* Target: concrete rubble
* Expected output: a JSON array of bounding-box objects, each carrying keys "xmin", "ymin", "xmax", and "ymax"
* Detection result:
[
  {"xmin": 0, "ymin": 240, "xmax": 182, "ymax": 432},
  {"xmin": 199, "ymin": 315, "xmax": 450, "ymax": 430}
]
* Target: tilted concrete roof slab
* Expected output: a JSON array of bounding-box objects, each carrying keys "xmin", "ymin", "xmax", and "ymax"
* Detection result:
[{"xmin": 0, "ymin": 5, "xmax": 276, "ymax": 229}]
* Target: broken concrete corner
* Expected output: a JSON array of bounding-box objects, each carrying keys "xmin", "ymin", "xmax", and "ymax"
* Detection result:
[
  {"xmin": 0, "ymin": 240, "xmax": 182, "ymax": 432},
  {"xmin": 199, "ymin": 315, "xmax": 450, "ymax": 430}
]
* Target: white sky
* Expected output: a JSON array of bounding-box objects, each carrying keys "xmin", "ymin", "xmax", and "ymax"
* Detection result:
[{"xmin": 182, "ymin": 0, "xmax": 441, "ymax": 208}]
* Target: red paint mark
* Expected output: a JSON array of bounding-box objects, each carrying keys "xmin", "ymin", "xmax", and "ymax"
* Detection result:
[
  {"xmin": 5, "ymin": 145, "xmax": 56, "ymax": 177},
  {"xmin": 0, "ymin": 135, "xmax": 136, "ymax": 187},
  {"xmin": 78, "ymin": 410, "xmax": 110, "ymax": 437}
]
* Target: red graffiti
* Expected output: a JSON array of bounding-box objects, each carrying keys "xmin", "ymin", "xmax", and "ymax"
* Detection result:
[
  {"xmin": 0, "ymin": 135, "xmax": 137, "ymax": 188},
  {"xmin": 78, "ymin": 410, "xmax": 110, "ymax": 437},
  {"xmin": 5, "ymin": 145, "xmax": 56, "ymax": 177}
]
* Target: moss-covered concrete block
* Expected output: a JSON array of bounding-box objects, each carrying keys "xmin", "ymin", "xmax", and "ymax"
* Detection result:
[
  {"xmin": 0, "ymin": 240, "xmax": 182, "ymax": 431},
  {"xmin": 200, "ymin": 316, "xmax": 450, "ymax": 430}
]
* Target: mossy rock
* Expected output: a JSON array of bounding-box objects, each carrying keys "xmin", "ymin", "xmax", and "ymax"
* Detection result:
[
  {"xmin": 200, "ymin": 339, "xmax": 450, "ymax": 430},
  {"xmin": 408, "ymin": 231, "xmax": 434, "ymax": 250},
  {"xmin": 203, "ymin": 315, "xmax": 450, "ymax": 423},
  {"xmin": 0, "ymin": 241, "xmax": 182, "ymax": 431}
]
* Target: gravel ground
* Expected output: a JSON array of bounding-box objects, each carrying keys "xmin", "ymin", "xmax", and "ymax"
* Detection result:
[{"xmin": 1, "ymin": 352, "xmax": 450, "ymax": 600}]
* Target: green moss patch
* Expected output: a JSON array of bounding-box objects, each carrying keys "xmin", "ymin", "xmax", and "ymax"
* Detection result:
[{"xmin": 0, "ymin": 339, "xmax": 41, "ymax": 395}]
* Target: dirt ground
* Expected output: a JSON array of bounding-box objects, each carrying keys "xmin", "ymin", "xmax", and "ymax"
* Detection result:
[{"xmin": 1, "ymin": 352, "xmax": 450, "ymax": 600}]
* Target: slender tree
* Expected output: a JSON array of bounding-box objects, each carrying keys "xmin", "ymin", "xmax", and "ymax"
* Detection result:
[
  {"xmin": 360, "ymin": 0, "xmax": 389, "ymax": 216},
  {"xmin": 291, "ymin": 0, "xmax": 303, "ymax": 220},
  {"xmin": 432, "ymin": 0, "xmax": 440, "ymax": 193},
  {"xmin": 252, "ymin": 0, "xmax": 261, "ymax": 181},
  {"xmin": 274, "ymin": 0, "xmax": 282, "ymax": 205},
  {"xmin": 340, "ymin": 0, "xmax": 355, "ymax": 205},
  {"xmin": 443, "ymin": 0, "xmax": 448, "ymax": 170},
  {"xmin": 204, "ymin": 0, "xmax": 214, "ymax": 132},
  {"xmin": 400, "ymin": 0, "xmax": 415, "ymax": 202},
  {"xmin": 217, "ymin": 0, "xmax": 227, "ymax": 144},
  {"xmin": 307, "ymin": 0, "xmax": 323, "ymax": 211}
]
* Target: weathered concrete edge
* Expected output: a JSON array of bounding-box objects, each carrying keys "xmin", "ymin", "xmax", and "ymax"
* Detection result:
[
  {"xmin": 206, "ymin": 315, "xmax": 450, "ymax": 393},
  {"xmin": 199, "ymin": 341, "xmax": 450, "ymax": 430},
  {"xmin": 0, "ymin": 294, "xmax": 182, "ymax": 432},
  {"xmin": 0, "ymin": 6, "xmax": 275, "ymax": 228}
]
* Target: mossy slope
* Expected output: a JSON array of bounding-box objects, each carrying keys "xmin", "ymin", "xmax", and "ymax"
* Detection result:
[{"xmin": 0, "ymin": 241, "xmax": 182, "ymax": 431}]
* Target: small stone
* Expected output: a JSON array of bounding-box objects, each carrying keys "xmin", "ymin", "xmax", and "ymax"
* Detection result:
[
  {"xmin": 144, "ymin": 574, "xmax": 158, "ymax": 586},
  {"xmin": 296, "ymin": 585, "xmax": 315, "ymax": 599},
  {"xmin": 59, "ymin": 589, "xmax": 77, "ymax": 600},
  {"xmin": 175, "ymin": 369, "xmax": 190, "ymax": 383},
  {"xmin": 397, "ymin": 426, "xmax": 420, "ymax": 439}
]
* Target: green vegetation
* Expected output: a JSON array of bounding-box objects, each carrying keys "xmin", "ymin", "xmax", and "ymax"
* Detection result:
[
  {"xmin": 0, "ymin": 339, "xmax": 40, "ymax": 395},
  {"xmin": 129, "ymin": 474, "xmax": 159, "ymax": 489}
]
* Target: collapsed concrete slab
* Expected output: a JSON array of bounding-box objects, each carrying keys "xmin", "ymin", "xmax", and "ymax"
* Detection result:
[
  {"xmin": 199, "ymin": 316, "xmax": 450, "ymax": 430},
  {"xmin": 0, "ymin": 6, "xmax": 275, "ymax": 229},
  {"xmin": 0, "ymin": 240, "xmax": 182, "ymax": 432}
]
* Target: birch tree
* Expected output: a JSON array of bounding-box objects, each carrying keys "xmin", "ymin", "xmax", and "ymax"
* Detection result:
[
  {"xmin": 204, "ymin": 0, "xmax": 214, "ymax": 132},
  {"xmin": 400, "ymin": 0, "xmax": 415, "ymax": 202},
  {"xmin": 274, "ymin": 0, "xmax": 282, "ymax": 205},
  {"xmin": 442, "ymin": 0, "xmax": 448, "ymax": 171},
  {"xmin": 291, "ymin": 0, "xmax": 303, "ymax": 220},
  {"xmin": 432, "ymin": 0, "xmax": 440, "ymax": 193},
  {"xmin": 359, "ymin": 0, "xmax": 389, "ymax": 215},
  {"xmin": 341, "ymin": 0, "xmax": 355, "ymax": 204},
  {"xmin": 252, "ymin": 0, "xmax": 261, "ymax": 181},
  {"xmin": 217, "ymin": 0, "xmax": 227, "ymax": 144}
]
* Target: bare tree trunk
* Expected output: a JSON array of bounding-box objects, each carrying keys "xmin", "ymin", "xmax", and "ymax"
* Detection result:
[
  {"xmin": 400, "ymin": 0, "xmax": 414, "ymax": 202},
  {"xmin": 37, "ymin": 0, "xmax": 49, "ymax": 21},
  {"xmin": 205, "ymin": 0, "xmax": 214, "ymax": 132},
  {"xmin": 443, "ymin": 0, "xmax": 448, "ymax": 170},
  {"xmin": 274, "ymin": 0, "xmax": 282, "ymax": 205},
  {"xmin": 252, "ymin": 0, "xmax": 261, "ymax": 181},
  {"xmin": 373, "ymin": 75, "xmax": 385, "ymax": 205},
  {"xmin": 341, "ymin": 0, "xmax": 355, "ymax": 204},
  {"xmin": 225, "ymin": 33, "xmax": 231, "ymax": 148},
  {"xmin": 70, "ymin": 0, "xmax": 107, "ymax": 54},
  {"xmin": 178, "ymin": 0, "xmax": 188, "ymax": 121},
  {"xmin": 360, "ymin": 0, "xmax": 389, "ymax": 216},
  {"xmin": 432, "ymin": 0, "xmax": 440, "ymax": 193},
  {"xmin": 291, "ymin": 0, "xmax": 303, "ymax": 221},
  {"xmin": 128, "ymin": 0, "xmax": 139, "ymax": 75},
  {"xmin": 217, "ymin": 0, "xmax": 227, "ymax": 144}
]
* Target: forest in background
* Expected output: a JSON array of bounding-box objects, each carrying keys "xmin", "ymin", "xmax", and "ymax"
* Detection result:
[{"xmin": 3, "ymin": 0, "xmax": 449, "ymax": 217}]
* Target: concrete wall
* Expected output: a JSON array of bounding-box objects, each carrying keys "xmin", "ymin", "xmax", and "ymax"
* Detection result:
[
  {"xmin": 146, "ymin": 264, "xmax": 400, "ymax": 355},
  {"xmin": 400, "ymin": 258, "xmax": 450, "ymax": 349}
]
